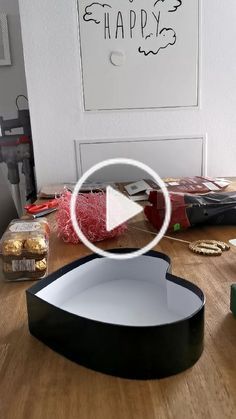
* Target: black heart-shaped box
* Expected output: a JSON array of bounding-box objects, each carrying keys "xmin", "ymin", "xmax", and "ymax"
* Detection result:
[{"xmin": 26, "ymin": 249, "xmax": 205, "ymax": 379}]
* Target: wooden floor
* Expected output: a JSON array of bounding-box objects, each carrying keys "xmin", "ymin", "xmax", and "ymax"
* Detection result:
[{"xmin": 0, "ymin": 211, "xmax": 236, "ymax": 418}]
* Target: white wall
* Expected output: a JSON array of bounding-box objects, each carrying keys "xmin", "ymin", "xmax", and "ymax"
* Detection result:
[
  {"xmin": 0, "ymin": 0, "xmax": 27, "ymax": 119},
  {"xmin": 0, "ymin": 166, "xmax": 17, "ymax": 235},
  {"xmin": 19, "ymin": 0, "xmax": 236, "ymax": 188}
]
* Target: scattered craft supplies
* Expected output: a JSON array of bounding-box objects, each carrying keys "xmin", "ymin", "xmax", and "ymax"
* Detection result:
[
  {"xmin": 145, "ymin": 190, "xmax": 236, "ymax": 233},
  {"xmin": 130, "ymin": 226, "xmax": 231, "ymax": 257},
  {"xmin": 38, "ymin": 183, "xmax": 75, "ymax": 198},
  {"xmin": 56, "ymin": 191, "xmax": 127, "ymax": 244},
  {"xmin": 189, "ymin": 240, "xmax": 230, "ymax": 256},
  {"xmin": 38, "ymin": 182, "xmax": 116, "ymax": 199},
  {"xmin": 38, "ymin": 177, "xmax": 229, "ymax": 201},
  {"xmin": 119, "ymin": 177, "xmax": 229, "ymax": 202},
  {"xmin": 119, "ymin": 179, "xmax": 158, "ymax": 201},
  {"xmin": 30, "ymin": 208, "xmax": 57, "ymax": 219},
  {"xmin": 162, "ymin": 176, "xmax": 230, "ymax": 193},
  {"xmin": 125, "ymin": 180, "xmax": 150, "ymax": 196},
  {"xmin": 25, "ymin": 199, "xmax": 58, "ymax": 217},
  {"xmin": 39, "ymin": 181, "xmax": 149, "ymax": 202}
]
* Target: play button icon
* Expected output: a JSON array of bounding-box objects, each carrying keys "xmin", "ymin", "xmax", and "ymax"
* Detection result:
[
  {"xmin": 70, "ymin": 158, "xmax": 171, "ymax": 260},
  {"xmin": 106, "ymin": 186, "xmax": 143, "ymax": 232}
]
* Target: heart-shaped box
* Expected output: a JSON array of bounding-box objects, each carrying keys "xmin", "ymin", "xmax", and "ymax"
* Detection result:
[{"xmin": 26, "ymin": 249, "xmax": 205, "ymax": 379}]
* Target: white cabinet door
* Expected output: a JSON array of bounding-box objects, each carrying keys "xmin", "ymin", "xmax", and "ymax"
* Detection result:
[
  {"xmin": 78, "ymin": 0, "xmax": 200, "ymax": 110},
  {"xmin": 75, "ymin": 136, "xmax": 206, "ymax": 182}
]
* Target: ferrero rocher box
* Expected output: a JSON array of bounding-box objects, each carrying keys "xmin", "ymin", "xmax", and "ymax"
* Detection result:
[{"xmin": 0, "ymin": 219, "xmax": 49, "ymax": 281}]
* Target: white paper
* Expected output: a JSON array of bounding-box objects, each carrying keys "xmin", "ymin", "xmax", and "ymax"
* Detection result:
[
  {"xmin": 125, "ymin": 180, "xmax": 150, "ymax": 196},
  {"xmin": 203, "ymin": 182, "xmax": 220, "ymax": 191}
]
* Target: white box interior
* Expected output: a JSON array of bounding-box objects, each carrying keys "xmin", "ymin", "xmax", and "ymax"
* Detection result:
[{"xmin": 37, "ymin": 257, "xmax": 202, "ymax": 327}]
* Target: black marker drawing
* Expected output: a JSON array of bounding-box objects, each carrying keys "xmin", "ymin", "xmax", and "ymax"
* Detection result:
[
  {"xmin": 82, "ymin": 0, "xmax": 183, "ymax": 57},
  {"xmin": 139, "ymin": 28, "xmax": 176, "ymax": 56},
  {"xmin": 115, "ymin": 11, "xmax": 125, "ymax": 39},
  {"xmin": 139, "ymin": 0, "xmax": 181, "ymax": 56},
  {"xmin": 154, "ymin": 0, "xmax": 182, "ymax": 13},
  {"xmin": 130, "ymin": 9, "xmax": 136, "ymax": 38},
  {"xmin": 83, "ymin": 3, "xmax": 112, "ymax": 24}
]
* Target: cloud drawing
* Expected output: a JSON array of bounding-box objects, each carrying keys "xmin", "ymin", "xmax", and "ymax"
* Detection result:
[
  {"xmin": 83, "ymin": 3, "xmax": 112, "ymax": 24},
  {"xmin": 138, "ymin": 28, "xmax": 176, "ymax": 56},
  {"xmin": 154, "ymin": 0, "xmax": 182, "ymax": 13}
]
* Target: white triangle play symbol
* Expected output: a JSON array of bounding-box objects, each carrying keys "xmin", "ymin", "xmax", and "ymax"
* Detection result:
[{"xmin": 106, "ymin": 186, "xmax": 143, "ymax": 232}]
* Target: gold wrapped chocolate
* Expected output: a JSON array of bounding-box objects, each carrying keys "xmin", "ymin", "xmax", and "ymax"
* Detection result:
[
  {"xmin": 1, "ymin": 219, "xmax": 49, "ymax": 281},
  {"xmin": 24, "ymin": 237, "xmax": 47, "ymax": 254},
  {"xmin": 35, "ymin": 259, "xmax": 47, "ymax": 271},
  {"xmin": 2, "ymin": 239, "xmax": 23, "ymax": 256}
]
